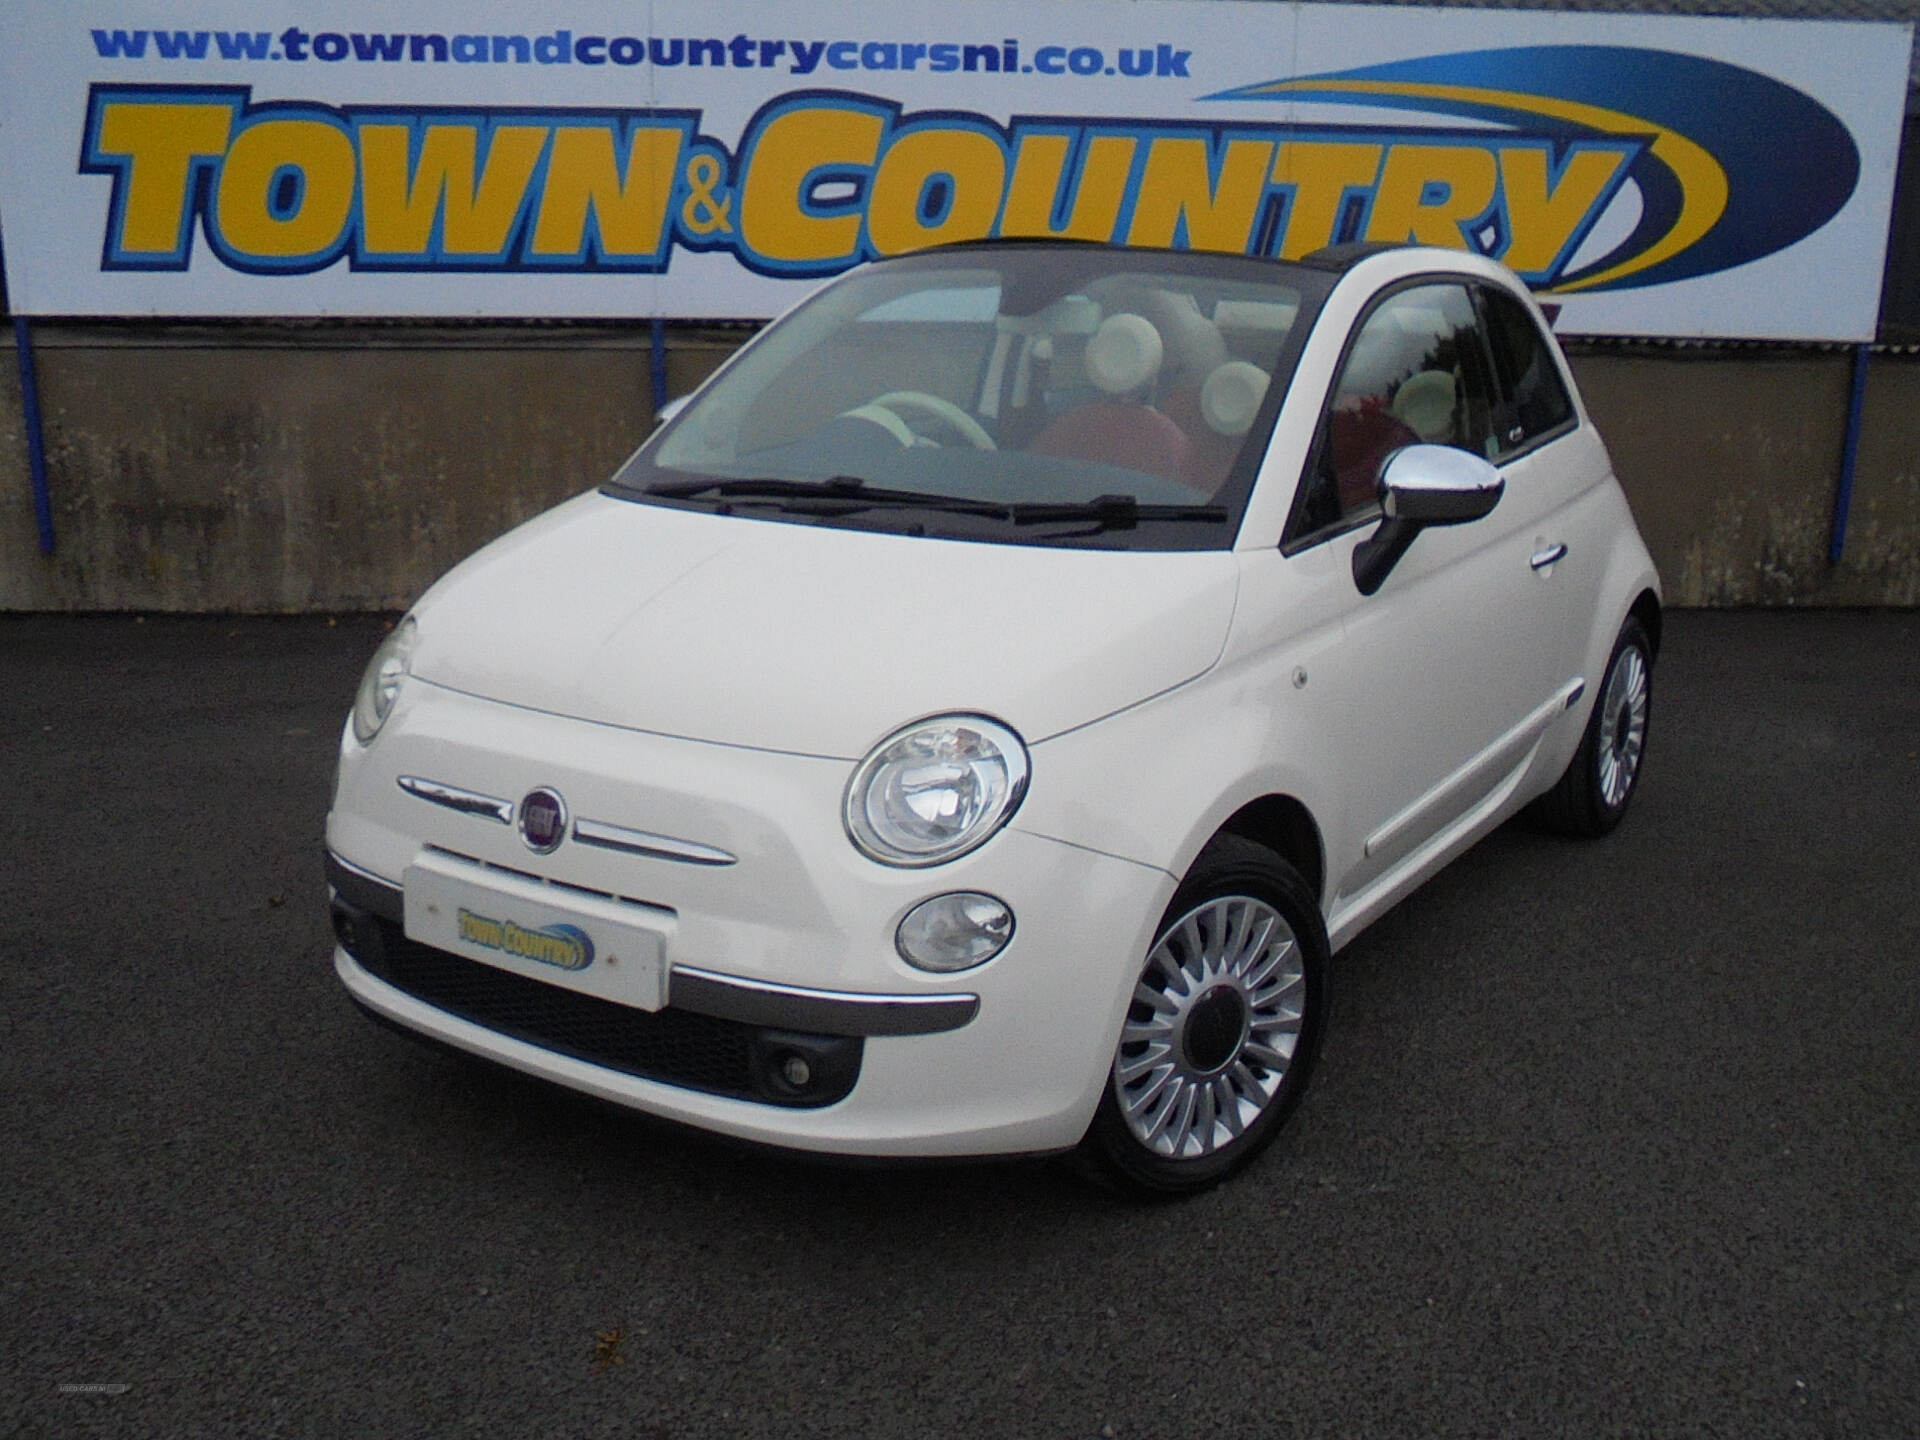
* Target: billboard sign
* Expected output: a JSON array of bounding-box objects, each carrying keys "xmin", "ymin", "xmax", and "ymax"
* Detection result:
[{"xmin": 0, "ymin": 0, "xmax": 1910, "ymax": 337}]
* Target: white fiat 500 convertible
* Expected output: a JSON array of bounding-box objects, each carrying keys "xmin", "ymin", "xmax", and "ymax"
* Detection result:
[{"xmin": 327, "ymin": 241, "xmax": 1659, "ymax": 1193}]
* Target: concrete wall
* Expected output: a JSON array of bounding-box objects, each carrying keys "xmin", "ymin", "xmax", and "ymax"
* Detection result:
[
  {"xmin": 0, "ymin": 325, "xmax": 734, "ymax": 611},
  {"xmin": 3, "ymin": 326, "xmax": 1915, "ymax": 609},
  {"xmin": 1571, "ymin": 347, "xmax": 1920, "ymax": 606}
]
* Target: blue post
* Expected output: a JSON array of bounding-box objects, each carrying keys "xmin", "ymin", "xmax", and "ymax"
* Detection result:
[
  {"xmin": 1828, "ymin": 343, "xmax": 1870, "ymax": 565},
  {"xmin": 650, "ymin": 316, "xmax": 669, "ymax": 418},
  {"xmin": 12, "ymin": 315, "xmax": 54, "ymax": 555}
]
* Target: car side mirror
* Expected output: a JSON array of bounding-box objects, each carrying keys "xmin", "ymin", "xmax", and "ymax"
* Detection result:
[
  {"xmin": 653, "ymin": 394, "xmax": 691, "ymax": 430},
  {"xmin": 1352, "ymin": 444, "xmax": 1505, "ymax": 596}
]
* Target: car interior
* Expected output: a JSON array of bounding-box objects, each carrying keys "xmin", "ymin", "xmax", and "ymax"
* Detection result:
[{"xmin": 681, "ymin": 269, "xmax": 1304, "ymax": 505}]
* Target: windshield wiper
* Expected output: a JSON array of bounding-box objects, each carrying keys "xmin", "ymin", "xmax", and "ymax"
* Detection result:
[
  {"xmin": 646, "ymin": 479, "xmax": 1225, "ymax": 532},
  {"xmin": 1007, "ymin": 494, "xmax": 1227, "ymax": 531},
  {"xmin": 650, "ymin": 474, "xmax": 865, "ymax": 500},
  {"xmin": 649, "ymin": 475, "xmax": 1007, "ymax": 518}
]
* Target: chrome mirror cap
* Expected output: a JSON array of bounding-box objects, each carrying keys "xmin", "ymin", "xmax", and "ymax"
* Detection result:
[
  {"xmin": 1354, "ymin": 445, "xmax": 1506, "ymax": 596},
  {"xmin": 1379, "ymin": 444, "xmax": 1505, "ymax": 525}
]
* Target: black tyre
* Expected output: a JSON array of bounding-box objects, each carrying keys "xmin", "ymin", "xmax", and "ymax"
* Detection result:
[
  {"xmin": 1081, "ymin": 834, "xmax": 1329, "ymax": 1196},
  {"xmin": 1530, "ymin": 615, "xmax": 1653, "ymax": 837}
]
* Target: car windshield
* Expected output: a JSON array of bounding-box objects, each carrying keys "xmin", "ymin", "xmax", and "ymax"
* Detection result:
[{"xmin": 606, "ymin": 245, "xmax": 1330, "ymax": 549}]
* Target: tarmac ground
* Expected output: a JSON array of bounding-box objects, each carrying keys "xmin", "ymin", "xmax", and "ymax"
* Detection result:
[{"xmin": 2, "ymin": 609, "xmax": 1917, "ymax": 1438}]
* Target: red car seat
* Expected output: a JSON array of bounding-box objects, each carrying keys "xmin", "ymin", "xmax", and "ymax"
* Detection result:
[{"xmin": 1028, "ymin": 313, "xmax": 1190, "ymax": 483}]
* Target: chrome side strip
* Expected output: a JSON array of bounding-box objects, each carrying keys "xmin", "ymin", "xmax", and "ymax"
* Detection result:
[
  {"xmin": 670, "ymin": 965, "xmax": 979, "ymax": 1037},
  {"xmin": 397, "ymin": 775, "xmax": 511, "ymax": 825},
  {"xmin": 573, "ymin": 817, "xmax": 737, "ymax": 868},
  {"xmin": 1363, "ymin": 677, "xmax": 1586, "ymax": 860}
]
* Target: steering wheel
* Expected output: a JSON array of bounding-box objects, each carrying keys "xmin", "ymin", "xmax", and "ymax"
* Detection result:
[{"xmin": 839, "ymin": 390, "xmax": 998, "ymax": 450}]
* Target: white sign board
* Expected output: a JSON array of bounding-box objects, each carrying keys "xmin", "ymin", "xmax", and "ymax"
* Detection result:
[{"xmin": 0, "ymin": 0, "xmax": 1910, "ymax": 338}]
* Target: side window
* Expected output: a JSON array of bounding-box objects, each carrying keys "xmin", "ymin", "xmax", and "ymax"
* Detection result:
[
  {"xmin": 1479, "ymin": 288, "xmax": 1574, "ymax": 454},
  {"xmin": 1298, "ymin": 283, "xmax": 1499, "ymax": 531}
]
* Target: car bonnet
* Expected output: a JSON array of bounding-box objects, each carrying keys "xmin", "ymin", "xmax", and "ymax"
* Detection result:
[{"xmin": 404, "ymin": 491, "xmax": 1240, "ymax": 758}]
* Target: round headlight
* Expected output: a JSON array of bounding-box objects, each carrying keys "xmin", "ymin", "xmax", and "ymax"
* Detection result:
[
  {"xmin": 844, "ymin": 715, "xmax": 1030, "ymax": 867},
  {"xmin": 350, "ymin": 616, "xmax": 418, "ymax": 744}
]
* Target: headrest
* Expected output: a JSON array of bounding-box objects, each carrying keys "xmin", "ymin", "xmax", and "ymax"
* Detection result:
[
  {"xmin": 1390, "ymin": 369, "xmax": 1457, "ymax": 443},
  {"xmin": 1138, "ymin": 292, "xmax": 1228, "ymax": 385},
  {"xmin": 1200, "ymin": 360, "xmax": 1271, "ymax": 436},
  {"xmin": 1084, "ymin": 313, "xmax": 1164, "ymax": 396}
]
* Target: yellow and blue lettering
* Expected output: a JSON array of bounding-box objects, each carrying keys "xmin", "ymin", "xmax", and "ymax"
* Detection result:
[
  {"xmin": 1126, "ymin": 133, "xmax": 1276, "ymax": 252},
  {"xmin": 865, "ymin": 118, "xmax": 1009, "ymax": 256},
  {"xmin": 1000, "ymin": 130, "xmax": 1137, "ymax": 243},
  {"xmin": 206, "ymin": 105, "xmax": 357, "ymax": 271},
  {"xmin": 355, "ymin": 115, "xmax": 548, "ymax": 263},
  {"xmin": 1364, "ymin": 142, "xmax": 1500, "ymax": 250},
  {"xmin": 1493, "ymin": 141, "xmax": 1637, "ymax": 281},
  {"xmin": 79, "ymin": 83, "xmax": 1654, "ymax": 290},
  {"xmin": 527, "ymin": 117, "xmax": 688, "ymax": 265},
  {"xmin": 1270, "ymin": 140, "xmax": 1385, "ymax": 258},
  {"xmin": 84, "ymin": 86, "xmax": 244, "ymax": 268},
  {"xmin": 735, "ymin": 95, "xmax": 887, "ymax": 273}
]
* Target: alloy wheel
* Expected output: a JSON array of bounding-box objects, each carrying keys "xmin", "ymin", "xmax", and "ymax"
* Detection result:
[
  {"xmin": 1113, "ymin": 896, "xmax": 1307, "ymax": 1160},
  {"xmin": 1597, "ymin": 643, "xmax": 1650, "ymax": 809}
]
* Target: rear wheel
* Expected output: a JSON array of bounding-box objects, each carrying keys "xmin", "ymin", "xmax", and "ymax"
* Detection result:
[
  {"xmin": 1082, "ymin": 835, "xmax": 1328, "ymax": 1195},
  {"xmin": 1531, "ymin": 615, "xmax": 1653, "ymax": 837}
]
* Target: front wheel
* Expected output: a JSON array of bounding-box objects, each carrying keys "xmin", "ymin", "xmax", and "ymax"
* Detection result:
[
  {"xmin": 1530, "ymin": 615, "xmax": 1654, "ymax": 838},
  {"xmin": 1082, "ymin": 836, "xmax": 1328, "ymax": 1196}
]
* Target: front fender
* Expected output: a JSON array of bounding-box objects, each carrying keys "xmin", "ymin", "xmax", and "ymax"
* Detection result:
[{"xmin": 1010, "ymin": 638, "xmax": 1346, "ymax": 915}]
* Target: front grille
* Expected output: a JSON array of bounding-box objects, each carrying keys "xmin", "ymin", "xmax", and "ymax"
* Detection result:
[{"xmin": 349, "ymin": 915, "xmax": 859, "ymax": 1108}]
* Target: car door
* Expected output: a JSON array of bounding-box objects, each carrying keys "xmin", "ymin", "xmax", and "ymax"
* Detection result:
[
  {"xmin": 1472, "ymin": 283, "xmax": 1612, "ymax": 697},
  {"xmin": 1290, "ymin": 280, "xmax": 1572, "ymax": 914}
]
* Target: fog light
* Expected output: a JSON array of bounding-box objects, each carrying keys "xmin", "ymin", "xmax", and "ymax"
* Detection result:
[
  {"xmin": 329, "ymin": 895, "xmax": 383, "ymax": 966},
  {"xmin": 896, "ymin": 892, "xmax": 1014, "ymax": 973},
  {"xmin": 781, "ymin": 1055, "xmax": 812, "ymax": 1088}
]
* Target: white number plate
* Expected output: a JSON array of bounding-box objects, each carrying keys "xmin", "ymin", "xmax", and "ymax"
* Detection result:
[{"xmin": 402, "ymin": 852, "xmax": 668, "ymax": 1012}]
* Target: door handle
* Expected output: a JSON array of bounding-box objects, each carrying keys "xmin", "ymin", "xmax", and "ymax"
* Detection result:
[{"xmin": 1530, "ymin": 543, "xmax": 1568, "ymax": 571}]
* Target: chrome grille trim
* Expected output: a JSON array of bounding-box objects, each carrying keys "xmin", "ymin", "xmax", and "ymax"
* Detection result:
[
  {"xmin": 573, "ymin": 817, "xmax": 737, "ymax": 868},
  {"xmin": 397, "ymin": 776, "xmax": 511, "ymax": 825}
]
